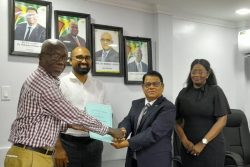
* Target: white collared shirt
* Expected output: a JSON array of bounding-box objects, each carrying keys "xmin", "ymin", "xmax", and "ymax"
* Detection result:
[
  {"xmin": 102, "ymin": 50, "xmax": 110, "ymax": 56},
  {"xmin": 135, "ymin": 61, "xmax": 143, "ymax": 72},
  {"xmin": 60, "ymin": 72, "xmax": 107, "ymax": 136},
  {"xmin": 145, "ymin": 99, "xmax": 156, "ymax": 106},
  {"xmin": 24, "ymin": 24, "xmax": 36, "ymax": 39}
]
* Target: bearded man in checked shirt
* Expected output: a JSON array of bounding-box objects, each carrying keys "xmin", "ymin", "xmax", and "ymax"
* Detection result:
[{"xmin": 4, "ymin": 39, "xmax": 125, "ymax": 167}]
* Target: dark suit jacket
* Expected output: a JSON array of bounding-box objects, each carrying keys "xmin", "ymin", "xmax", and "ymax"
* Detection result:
[
  {"xmin": 118, "ymin": 96, "xmax": 176, "ymax": 167},
  {"xmin": 127, "ymin": 61, "xmax": 148, "ymax": 72},
  {"xmin": 15, "ymin": 23, "xmax": 46, "ymax": 43},
  {"xmin": 95, "ymin": 48, "xmax": 119, "ymax": 62},
  {"xmin": 59, "ymin": 34, "xmax": 86, "ymax": 52}
]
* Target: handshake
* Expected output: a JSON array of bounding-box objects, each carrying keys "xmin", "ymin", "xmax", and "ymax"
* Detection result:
[
  {"xmin": 108, "ymin": 127, "xmax": 129, "ymax": 149},
  {"xmin": 70, "ymin": 125, "xmax": 129, "ymax": 149}
]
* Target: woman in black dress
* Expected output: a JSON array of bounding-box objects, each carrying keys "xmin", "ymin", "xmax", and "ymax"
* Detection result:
[{"xmin": 175, "ymin": 59, "xmax": 230, "ymax": 167}]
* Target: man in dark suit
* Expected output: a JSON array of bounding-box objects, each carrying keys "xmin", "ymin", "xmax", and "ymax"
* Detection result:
[
  {"xmin": 15, "ymin": 7, "xmax": 46, "ymax": 43},
  {"xmin": 112, "ymin": 71, "xmax": 176, "ymax": 167},
  {"xmin": 59, "ymin": 22, "xmax": 86, "ymax": 52},
  {"xmin": 95, "ymin": 32, "xmax": 119, "ymax": 62},
  {"xmin": 127, "ymin": 48, "xmax": 148, "ymax": 72}
]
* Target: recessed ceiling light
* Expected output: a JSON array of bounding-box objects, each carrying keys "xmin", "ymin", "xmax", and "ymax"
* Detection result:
[{"xmin": 235, "ymin": 8, "xmax": 250, "ymax": 15}]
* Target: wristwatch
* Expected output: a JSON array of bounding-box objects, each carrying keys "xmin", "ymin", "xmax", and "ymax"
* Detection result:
[{"xmin": 201, "ymin": 138, "xmax": 208, "ymax": 145}]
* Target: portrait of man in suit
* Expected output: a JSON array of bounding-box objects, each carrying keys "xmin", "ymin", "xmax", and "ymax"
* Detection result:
[
  {"xmin": 15, "ymin": 7, "xmax": 46, "ymax": 43},
  {"xmin": 127, "ymin": 47, "xmax": 148, "ymax": 72},
  {"xmin": 59, "ymin": 21, "xmax": 86, "ymax": 53},
  {"xmin": 112, "ymin": 71, "xmax": 176, "ymax": 167},
  {"xmin": 95, "ymin": 32, "xmax": 119, "ymax": 62}
]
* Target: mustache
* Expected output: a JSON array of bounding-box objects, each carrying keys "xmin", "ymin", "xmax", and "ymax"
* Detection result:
[
  {"xmin": 78, "ymin": 63, "xmax": 90, "ymax": 68},
  {"xmin": 74, "ymin": 64, "xmax": 91, "ymax": 75}
]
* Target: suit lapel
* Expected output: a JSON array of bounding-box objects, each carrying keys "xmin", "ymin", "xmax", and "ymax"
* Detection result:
[
  {"xmin": 137, "ymin": 96, "xmax": 164, "ymax": 131},
  {"xmin": 133, "ymin": 100, "xmax": 145, "ymax": 133}
]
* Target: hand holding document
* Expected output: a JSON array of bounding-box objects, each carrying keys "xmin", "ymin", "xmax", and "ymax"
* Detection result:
[
  {"xmin": 107, "ymin": 127, "xmax": 126, "ymax": 139},
  {"xmin": 112, "ymin": 127, "xmax": 126, "ymax": 142},
  {"xmin": 111, "ymin": 127, "xmax": 128, "ymax": 149}
]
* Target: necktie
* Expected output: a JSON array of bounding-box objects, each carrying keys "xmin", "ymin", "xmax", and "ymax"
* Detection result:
[
  {"xmin": 133, "ymin": 103, "xmax": 151, "ymax": 160},
  {"xmin": 137, "ymin": 63, "xmax": 142, "ymax": 72},
  {"xmin": 102, "ymin": 52, "xmax": 107, "ymax": 62},
  {"xmin": 136, "ymin": 103, "xmax": 151, "ymax": 132},
  {"xmin": 74, "ymin": 36, "xmax": 81, "ymax": 46},
  {"xmin": 24, "ymin": 27, "xmax": 31, "ymax": 41}
]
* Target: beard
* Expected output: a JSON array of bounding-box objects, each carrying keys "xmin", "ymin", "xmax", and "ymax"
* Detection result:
[{"xmin": 73, "ymin": 64, "xmax": 90, "ymax": 75}]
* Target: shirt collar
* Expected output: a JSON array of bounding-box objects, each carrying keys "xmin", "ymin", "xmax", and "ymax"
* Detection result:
[
  {"xmin": 145, "ymin": 98, "xmax": 157, "ymax": 106},
  {"xmin": 68, "ymin": 71, "xmax": 78, "ymax": 80},
  {"xmin": 38, "ymin": 66, "xmax": 60, "ymax": 82},
  {"xmin": 193, "ymin": 83, "xmax": 207, "ymax": 92},
  {"xmin": 135, "ymin": 61, "xmax": 141, "ymax": 65},
  {"xmin": 26, "ymin": 24, "xmax": 36, "ymax": 29},
  {"xmin": 103, "ymin": 50, "xmax": 110, "ymax": 54},
  {"xmin": 71, "ymin": 35, "xmax": 78, "ymax": 39},
  {"xmin": 68, "ymin": 71, "xmax": 91, "ymax": 84}
]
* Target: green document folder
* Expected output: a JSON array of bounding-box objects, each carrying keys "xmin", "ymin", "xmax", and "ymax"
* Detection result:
[{"xmin": 85, "ymin": 103, "xmax": 113, "ymax": 143}]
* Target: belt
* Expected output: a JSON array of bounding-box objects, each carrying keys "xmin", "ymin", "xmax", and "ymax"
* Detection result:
[
  {"xmin": 13, "ymin": 143, "xmax": 54, "ymax": 155},
  {"xmin": 60, "ymin": 133, "xmax": 95, "ymax": 144}
]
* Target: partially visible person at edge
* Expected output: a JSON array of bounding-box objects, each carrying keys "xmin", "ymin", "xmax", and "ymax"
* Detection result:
[
  {"xmin": 54, "ymin": 47, "xmax": 107, "ymax": 167},
  {"xmin": 175, "ymin": 59, "xmax": 230, "ymax": 167},
  {"xmin": 4, "ymin": 39, "xmax": 124, "ymax": 167},
  {"xmin": 112, "ymin": 71, "xmax": 176, "ymax": 167}
]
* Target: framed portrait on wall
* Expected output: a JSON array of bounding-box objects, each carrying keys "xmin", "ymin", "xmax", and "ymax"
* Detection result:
[
  {"xmin": 92, "ymin": 24, "xmax": 123, "ymax": 76},
  {"xmin": 54, "ymin": 10, "xmax": 91, "ymax": 64},
  {"xmin": 9, "ymin": 0, "xmax": 52, "ymax": 57},
  {"xmin": 124, "ymin": 36, "xmax": 152, "ymax": 85}
]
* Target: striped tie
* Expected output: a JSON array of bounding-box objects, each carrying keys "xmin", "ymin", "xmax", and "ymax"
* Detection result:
[{"xmin": 136, "ymin": 103, "xmax": 151, "ymax": 132}]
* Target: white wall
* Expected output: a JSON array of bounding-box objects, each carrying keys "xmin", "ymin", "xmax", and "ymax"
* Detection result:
[
  {"xmin": 172, "ymin": 19, "xmax": 238, "ymax": 103},
  {"xmin": 0, "ymin": 0, "xmax": 155, "ymax": 164},
  {"xmin": 170, "ymin": 18, "xmax": 250, "ymax": 126},
  {"xmin": 1, "ymin": 0, "xmax": 250, "ymax": 166},
  {"xmin": 155, "ymin": 13, "xmax": 174, "ymax": 101}
]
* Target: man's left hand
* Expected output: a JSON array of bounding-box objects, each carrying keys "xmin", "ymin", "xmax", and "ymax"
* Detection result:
[{"xmin": 111, "ymin": 140, "xmax": 129, "ymax": 149}]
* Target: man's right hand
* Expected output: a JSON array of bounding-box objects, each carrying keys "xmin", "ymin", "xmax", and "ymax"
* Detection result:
[
  {"xmin": 108, "ymin": 127, "xmax": 126, "ymax": 139},
  {"xmin": 54, "ymin": 137, "xmax": 68, "ymax": 167},
  {"xmin": 54, "ymin": 146, "xmax": 68, "ymax": 167}
]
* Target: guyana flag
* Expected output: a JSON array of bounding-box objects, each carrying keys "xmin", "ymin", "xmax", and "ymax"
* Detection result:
[
  {"xmin": 58, "ymin": 16, "xmax": 79, "ymax": 37},
  {"xmin": 15, "ymin": 1, "xmax": 40, "ymax": 26},
  {"xmin": 126, "ymin": 40, "xmax": 144, "ymax": 59}
]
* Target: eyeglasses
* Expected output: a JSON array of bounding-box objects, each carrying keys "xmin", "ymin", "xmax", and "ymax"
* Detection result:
[
  {"xmin": 101, "ymin": 38, "xmax": 111, "ymax": 42},
  {"xmin": 143, "ymin": 82, "xmax": 162, "ymax": 88},
  {"xmin": 49, "ymin": 55, "xmax": 68, "ymax": 64},
  {"xmin": 72, "ymin": 56, "xmax": 91, "ymax": 62},
  {"xmin": 191, "ymin": 70, "xmax": 207, "ymax": 76},
  {"xmin": 26, "ymin": 14, "xmax": 37, "ymax": 18}
]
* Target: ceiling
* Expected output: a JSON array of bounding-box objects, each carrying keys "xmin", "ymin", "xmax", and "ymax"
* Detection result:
[
  {"xmin": 134, "ymin": 0, "xmax": 250, "ymax": 23},
  {"xmin": 92, "ymin": 0, "xmax": 250, "ymax": 24}
]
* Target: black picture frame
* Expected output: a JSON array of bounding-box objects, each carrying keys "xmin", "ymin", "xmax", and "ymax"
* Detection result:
[
  {"xmin": 92, "ymin": 24, "xmax": 123, "ymax": 76},
  {"xmin": 9, "ymin": 0, "xmax": 52, "ymax": 57},
  {"xmin": 54, "ymin": 10, "xmax": 91, "ymax": 64},
  {"xmin": 124, "ymin": 36, "xmax": 152, "ymax": 85}
]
